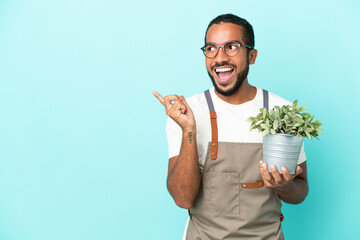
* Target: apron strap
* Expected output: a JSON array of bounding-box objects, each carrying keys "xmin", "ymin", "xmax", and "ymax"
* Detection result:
[
  {"xmin": 263, "ymin": 89, "xmax": 269, "ymax": 111},
  {"xmin": 204, "ymin": 90, "xmax": 218, "ymax": 160},
  {"xmin": 204, "ymin": 89, "xmax": 215, "ymax": 111}
]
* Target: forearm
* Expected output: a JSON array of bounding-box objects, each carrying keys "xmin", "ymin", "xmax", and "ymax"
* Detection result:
[
  {"xmin": 276, "ymin": 177, "xmax": 309, "ymax": 204},
  {"xmin": 167, "ymin": 128, "xmax": 201, "ymax": 209}
]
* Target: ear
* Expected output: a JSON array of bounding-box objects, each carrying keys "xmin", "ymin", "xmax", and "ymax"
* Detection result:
[{"xmin": 248, "ymin": 49, "xmax": 258, "ymax": 64}]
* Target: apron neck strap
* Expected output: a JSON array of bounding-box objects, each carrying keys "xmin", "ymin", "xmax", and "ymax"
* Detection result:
[
  {"xmin": 204, "ymin": 89, "xmax": 215, "ymax": 111},
  {"xmin": 263, "ymin": 89, "xmax": 269, "ymax": 111}
]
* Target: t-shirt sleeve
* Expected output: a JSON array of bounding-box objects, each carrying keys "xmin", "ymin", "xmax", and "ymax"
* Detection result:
[
  {"xmin": 165, "ymin": 117, "xmax": 182, "ymax": 159},
  {"xmin": 297, "ymin": 141, "xmax": 306, "ymax": 164}
]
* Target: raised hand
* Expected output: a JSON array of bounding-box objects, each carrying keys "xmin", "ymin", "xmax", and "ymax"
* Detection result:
[{"xmin": 152, "ymin": 91, "xmax": 195, "ymax": 131}]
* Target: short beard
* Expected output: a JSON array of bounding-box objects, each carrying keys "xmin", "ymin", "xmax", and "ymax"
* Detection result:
[{"xmin": 208, "ymin": 61, "xmax": 249, "ymax": 97}]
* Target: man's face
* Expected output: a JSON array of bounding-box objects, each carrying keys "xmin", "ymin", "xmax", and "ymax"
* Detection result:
[{"xmin": 205, "ymin": 23, "xmax": 253, "ymax": 96}]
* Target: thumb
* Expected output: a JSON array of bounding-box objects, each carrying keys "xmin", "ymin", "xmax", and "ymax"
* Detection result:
[
  {"xmin": 178, "ymin": 96, "xmax": 192, "ymax": 114},
  {"xmin": 179, "ymin": 96, "xmax": 191, "ymax": 109}
]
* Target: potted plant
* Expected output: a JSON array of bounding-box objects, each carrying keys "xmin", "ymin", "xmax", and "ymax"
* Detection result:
[{"xmin": 248, "ymin": 100, "xmax": 322, "ymax": 174}]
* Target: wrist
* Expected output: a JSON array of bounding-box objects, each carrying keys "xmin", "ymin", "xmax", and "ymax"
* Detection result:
[
  {"xmin": 275, "ymin": 180, "xmax": 295, "ymax": 194},
  {"xmin": 182, "ymin": 127, "xmax": 196, "ymax": 145},
  {"xmin": 182, "ymin": 125, "xmax": 196, "ymax": 133}
]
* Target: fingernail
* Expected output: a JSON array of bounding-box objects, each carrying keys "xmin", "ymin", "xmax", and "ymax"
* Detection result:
[
  {"xmin": 259, "ymin": 160, "xmax": 263, "ymax": 164},
  {"xmin": 271, "ymin": 165, "xmax": 276, "ymax": 169}
]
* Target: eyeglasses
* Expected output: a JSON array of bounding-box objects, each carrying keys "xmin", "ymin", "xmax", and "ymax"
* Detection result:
[{"xmin": 200, "ymin": 41, "xmax": 253, "ymax": 58}]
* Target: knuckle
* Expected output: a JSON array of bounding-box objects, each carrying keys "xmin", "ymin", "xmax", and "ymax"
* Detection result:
[
  {"xmin": 264, "ymin": 182, "xmax": 272, "ymax": 187},
  {"xmin": 263, "ymin": 174, "xmax": 270, "ymax": 181},
  {"xmin": 165, "ymin": 95, "xmax": 175, "ymax": 100},
  {"xmin": 164, "ymin": 96, "xmax": 171, "ymax": 103},
  {"xmin": 166, "ymin": 107, "xmax": 173, "ymax": 115},
  {"xmin": 168, "ymin": 113, "xmax": 176, "ymax": 119}
]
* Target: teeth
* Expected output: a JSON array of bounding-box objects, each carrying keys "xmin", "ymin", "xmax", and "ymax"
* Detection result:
[{"xmin": 215, "ymin": 68, "xmax": 233, "ymax": 73}]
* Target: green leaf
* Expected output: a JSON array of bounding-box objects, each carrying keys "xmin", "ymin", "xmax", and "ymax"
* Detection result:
[
  {"xmin": 302, "ymin": 112, "xmax": 311, "ymax": 119},
  {"xmin": 299, "ymin": 106, "xmax": 307, "ymax": 111},
  {"xmin": 255, "ymin": 120, "xmax": 264, "ymax": 125},
  {"xmin": 265, "ymin": 118, "xmax": 270, "ymax": 126},
  {"xmin": 317, "ymin": 128, "xmax": 323, "ymax": 134},
  {"xmin": 304, "ymin": 131, "xmax": 312, "ymax": 139},
  {"xmin": 249, "ymin": 125, "xmax": 257, "ymax": 131},
  {"xmin": 261, "ymin": 108, "xmax": 267, "ymax": 119},
  {"xmin": 274, "ymin": 120, "xmax": 278, "ymax": 129},
  {"xmin": 292, "ymin": 99, "xmax": 298, "ymax": 108},
  {"xmin": 248, "ymin": 117, "xmax": 255, "ymax": 121},
  {"xmin": 262, "ymin": 129, "xmax": 270, "ymax": 136}
]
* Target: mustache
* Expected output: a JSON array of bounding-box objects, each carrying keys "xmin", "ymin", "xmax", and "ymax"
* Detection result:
[{"xmin": 211, "ymin": 61, "xmax": 236, "ymax": 71}]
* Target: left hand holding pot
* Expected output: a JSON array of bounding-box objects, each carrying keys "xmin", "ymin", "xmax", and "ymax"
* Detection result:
[{"xmin": 259, "ymin": 160, "xmax": 303, "ymax": 190}]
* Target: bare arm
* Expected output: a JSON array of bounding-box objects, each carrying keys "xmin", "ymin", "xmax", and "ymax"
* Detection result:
[
  {"xmin": 153, "ymin": 91, "xmax": 201, "ymax": 209},
  {"xmin": 260, "ymin": 161, "xmax": 309, "ymax": 204},
  {"xmin": 167, "ymin": 128, "xmax": 201, "ymax": 209}
]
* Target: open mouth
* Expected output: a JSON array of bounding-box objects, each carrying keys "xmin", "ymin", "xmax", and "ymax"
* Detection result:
[{"xmin": 214, "ymin": 67, "xmax": 234, "ymax": 84}]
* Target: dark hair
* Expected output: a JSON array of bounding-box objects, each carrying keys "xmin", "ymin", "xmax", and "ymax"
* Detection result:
[{"xmin": 205, "ymin": 14, "xmax": 255, "ymax": 49}]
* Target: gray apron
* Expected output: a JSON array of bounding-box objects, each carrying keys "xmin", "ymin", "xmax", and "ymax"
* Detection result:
[{"xmin": 186, "ymin": 89, "xmax": 284, "ymax": 240}]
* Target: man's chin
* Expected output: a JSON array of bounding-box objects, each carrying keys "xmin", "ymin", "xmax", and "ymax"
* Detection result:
[
  {"xmin": 208, "ymin": 70, "xmax": 246, "ymax": 97},
  {"xmin": 216, "ymin": 80, "xmax": 231, "ymax": 87},
  {"xmin": 215, "ymin": 83, "xmax": 232, "ymax": 92},
  {"xmin": 213, "ymin": 83, "xmax": 235, "ymax": 96},
  {"xmin": 213, "ymin": 77, "xmax": 245, "ymax": 97},
  {"xmin": 214, "ymin": 78, "xmax": 236, "ymax": 91}
]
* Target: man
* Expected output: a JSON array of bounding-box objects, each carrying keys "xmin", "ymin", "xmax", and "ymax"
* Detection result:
[{"xmin": 153, "ymin": 14, "xmax": 308, "ymax": 240}]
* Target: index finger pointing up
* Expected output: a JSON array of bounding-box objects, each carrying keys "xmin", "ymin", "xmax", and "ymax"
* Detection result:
[{"xmin": 152, "ymin": 91, "xmax": 165, "ymax": 106}]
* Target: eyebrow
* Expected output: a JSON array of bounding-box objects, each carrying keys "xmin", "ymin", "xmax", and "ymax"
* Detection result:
[{"xmin": 205, "ymin": 40, "xmax": 242, "ymax": 45}]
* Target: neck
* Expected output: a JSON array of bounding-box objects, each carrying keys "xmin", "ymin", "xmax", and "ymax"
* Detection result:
[{"xmin": 214, "ymin": 78, "xmax": 257, "ymax": 105}]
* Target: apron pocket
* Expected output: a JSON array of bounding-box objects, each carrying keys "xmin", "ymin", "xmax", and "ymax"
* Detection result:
[{"xmin": 209, "ymin": 172, "xmax": 240, "ymax": 214}]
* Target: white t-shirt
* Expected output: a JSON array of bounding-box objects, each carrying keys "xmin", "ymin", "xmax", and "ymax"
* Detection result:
[{"xmin": 166, "ymin": 87, "xmax": 306, "ymax": 169}]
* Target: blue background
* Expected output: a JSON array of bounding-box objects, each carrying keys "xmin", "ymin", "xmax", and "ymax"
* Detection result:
[{"xmin": 0, "ymin": 0, "xmax": 359, "ymax": 239}]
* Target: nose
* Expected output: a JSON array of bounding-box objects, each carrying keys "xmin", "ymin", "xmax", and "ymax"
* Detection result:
[{"xmin": 215, "ymin": 46, "xmax": 229, "ymax": 62}]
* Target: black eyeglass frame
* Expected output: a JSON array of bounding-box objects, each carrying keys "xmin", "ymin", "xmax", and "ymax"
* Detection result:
[{"xmin": 200, "ymin": 41, "xmax": 253, "ymax": 58}]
